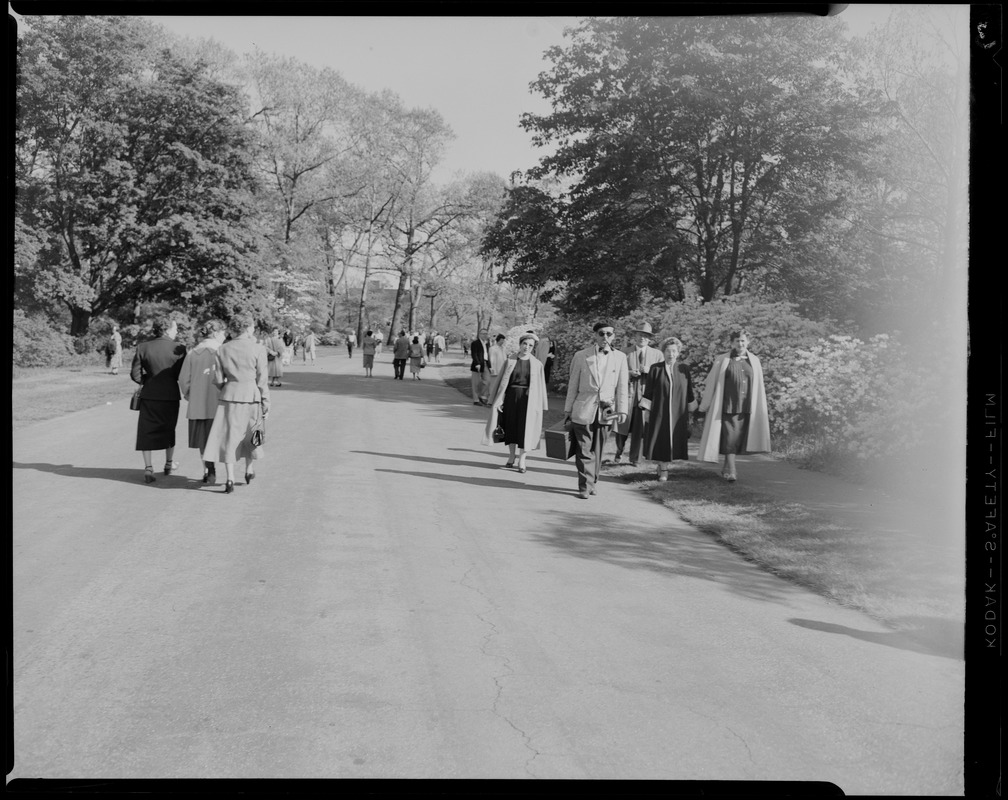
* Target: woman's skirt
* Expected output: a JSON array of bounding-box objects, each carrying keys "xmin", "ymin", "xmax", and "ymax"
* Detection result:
[
  {"xmin": 108, "ymin": 351, "xmax": 123, "ymax": 369},
  {"xmin": 719, "ymin": 412, "xmax": 751, "ymax": 454},
  {"xmin": 135, "ymin": 399, "xmax": 180, "ymax": 451},
  {"xmin": 188, "ymin": 418, "xmax": 215, "ymax": 451},
  {"xmin": 362, "ymin": 353, "xmax": 374, "ymax": 368},
  {"xmin": 501, "ymin": 385, "xmax": 529, "ymax": 446},
  {"xmin": 409, "ymin": 356, "xmax": 423, "ymax": 375},
  {"xmin": 268, "ymin": 358, "xmax": 283, "ymax": 379},
  {"xmin": 203, "ymin": 401, "xmax": 263, "ymax": 463}
]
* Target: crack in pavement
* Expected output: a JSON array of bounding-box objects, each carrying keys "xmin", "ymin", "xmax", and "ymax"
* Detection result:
[{"xmin": 457, "ymin": 565, "xmax": 542, "ymax": 776}]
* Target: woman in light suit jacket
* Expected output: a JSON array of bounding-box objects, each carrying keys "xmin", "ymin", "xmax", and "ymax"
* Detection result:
[
  {"xmin": 482, "ymin": 333, "xmax": 549, "ymax": 473},
  {"xmin": 178, "ymin": 319, "xmax": 226, "ymax": 484},
  {"xmin": 203, "ymin": 314, "xmax": 271, "ymax": 494}
]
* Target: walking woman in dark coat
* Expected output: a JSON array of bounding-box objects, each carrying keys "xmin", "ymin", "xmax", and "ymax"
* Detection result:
[
  {"xmin": 131, "ymin": 315, "xmax": 187, "ymax": 484},
  {"xmin": 640, "ymin": 336, "xmax": 698, "ymax": 482}
]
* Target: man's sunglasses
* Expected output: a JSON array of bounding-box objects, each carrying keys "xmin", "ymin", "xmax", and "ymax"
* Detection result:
[{"xmin": 596, "ymin": 330, "xmax": 615, "ymax": 337}]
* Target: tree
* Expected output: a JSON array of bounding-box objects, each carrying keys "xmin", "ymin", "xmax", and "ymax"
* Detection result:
[
  {"xmin": 514, "ymin": 16, "xmax": 883, "ymax": 316},
  {"xmin": 16, "ymin": 16, "xmax": 270, "ymax": 333}
]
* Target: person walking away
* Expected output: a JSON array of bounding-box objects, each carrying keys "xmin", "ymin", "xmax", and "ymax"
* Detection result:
[
  {"xmin": 302, "ymin": 329, "xmax": 317, "ymax": 365},
  {"xmin": 346, "ymin": 331, "xmax": 356, "ymax": 358},
  {"xmin": 534, "ymin": 333, "xmax": 554, "ymax": 386},
  {"xmin": 434, "ymin": 331, "xmax": 446, "ymax": 363},
  {"xmin": 266, "ymin": 327, "xmax": 285, "ymax": 387},
  {"xmin": 462, "ymin": 338, "xmax": 469, "ymax": 356},
  {"xmin": 282, "ymin": 327, "xmax": 294, "ymax": 365},
  {"xmin": 392, "ymin": 330, "xmax": 410, "ymax": 380},
  {"xmin": 470, "ymin": 329, "xmax": 492, "ymax": 405},
  {"xmin": 203, "ymin": 314, "xmax": 271, "ymax": 494},
  {"xmin": 614, "ymin": 321, "xmax": 664, "ymax": 465},
  {"xmin": 106, "ymin": 324, "xmax": 123, "ymax": 375},
  {"xmin": 131, "ymin": 315, "xmax": 187, "ymax": 484},
  {"xmin": 563, "ymin": 321, "xmax": 629, "ymax": 499},
  {"xmin": 425, "ymin": 331, "xmax": 435, "ymax": 360},
  {"xmin": 482, "ymin": 333, "xmax": 548, "ymax": 473},
  {"xmin": 362, "ymin": 330, "xmax": 377, "ymax": 377},
  {"xmin": 697, "ymin": 329, "xmax": 771, "ymax": 482},
  {"xmin": 408, "ymin": 335, "xmax": 425, "ymax": 379},
  {"xmin": 178, "ymin": 319, "xmax": 226, "ymax": 484},
  {"xmin": 640, "ymin": 337, "xmax": 698, "ymax": 481}
]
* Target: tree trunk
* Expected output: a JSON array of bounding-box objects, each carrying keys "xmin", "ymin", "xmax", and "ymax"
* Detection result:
[
  {"xmin": 70, "ymin": 306, "xmax": 91, "ymax": 336},
  {"xmin": 388, "ymin": 272, "xmax": 410, "ymax": 339}
]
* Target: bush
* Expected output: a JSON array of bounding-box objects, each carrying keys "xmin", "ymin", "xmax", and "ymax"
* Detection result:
[
  {"xmin": 318, "ymin": 330, "xmax": 344, "ymax": 346},
  {"xmin": 13, "ymin": 310, "xmax": 77, "ymax": 367}
]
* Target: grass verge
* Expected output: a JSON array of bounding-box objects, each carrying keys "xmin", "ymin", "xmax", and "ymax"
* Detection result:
[
  {"xmin": 12, "ymin": 364, "xmax": 136, "ymax": 428},
  {"xmin": 611, "ymin": 460, "xmax": 963, "ymax": 634}
]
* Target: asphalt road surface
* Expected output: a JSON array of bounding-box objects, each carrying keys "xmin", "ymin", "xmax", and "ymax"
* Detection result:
[{"xmin": 11, "ymin": 350, "xmax": 964, "ymax": 791}]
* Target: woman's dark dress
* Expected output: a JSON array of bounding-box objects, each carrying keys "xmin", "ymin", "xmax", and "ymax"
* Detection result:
[
  {"xmin": 720, "ymin": 356, "xmax": 753, "ymax": 454},
  {"xmin": 643, "ymin": 362, "xmax": 694, "ymax": 462},
  {"xmin": 501, "ymin": 357, "xmax": 531, "ymax": 446}
]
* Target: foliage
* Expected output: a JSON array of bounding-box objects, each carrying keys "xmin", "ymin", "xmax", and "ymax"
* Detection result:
[
  {"xmin": 501, "ymin": 16, "xmax": 883, "ymax": 317},
  {"xmin": 16, "ymin": 15, "xmax": 271, "ymax": 334},
  {"xmin": 317, "ymin": 330, "xmax": 345, "ymax": 346},
  {"xmin": 13, "ymin": 310, "xmax": 78, "ymax": 367}
]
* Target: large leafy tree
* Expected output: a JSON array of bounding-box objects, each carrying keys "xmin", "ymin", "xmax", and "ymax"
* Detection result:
[
  {"xmin": 497, "ymin": 16, "xmax": 882, "ymax": 316},
  {"xmin": 16, "ymin": 15, "xmax": 269, "ymax": 333}
]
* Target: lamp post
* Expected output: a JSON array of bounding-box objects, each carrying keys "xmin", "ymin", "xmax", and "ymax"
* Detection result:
[{"xmin": 423, "ymin": 291, "xmax": 437, "ymax": 329}]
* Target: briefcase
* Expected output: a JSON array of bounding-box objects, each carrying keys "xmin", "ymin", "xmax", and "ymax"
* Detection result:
[{"xmin": 544, "ymin": 428, "xmax": 572, "ymax": 460}]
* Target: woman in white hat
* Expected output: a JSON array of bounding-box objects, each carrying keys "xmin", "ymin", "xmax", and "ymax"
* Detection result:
[{"xmin": 482, "ymin": 332, "xmax": 549, "ymax": 473}]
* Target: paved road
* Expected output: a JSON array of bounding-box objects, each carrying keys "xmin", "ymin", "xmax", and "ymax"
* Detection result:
[{"xmin": 11, "ymin": 350, "xmax": 963, "ymax": 791}]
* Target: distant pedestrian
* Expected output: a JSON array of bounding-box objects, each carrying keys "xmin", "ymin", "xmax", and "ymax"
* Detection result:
[
  {"xmin": 266, "ymin": 327, "xmax": 284, "ymax": 387},
  {"xmin": 106, "ymin": 324, "xmax": 123, "ymax": 375},
  {"xmin": 483, "ymin": 333, "xmax": 548, "ymax": 473},
  {"xmin": 282, "ymin": 327, "xmax": 294, "ymax": 365},
  {"xmin": 425, "ymin": 331, "xmax": 435, "ymax": 360},
  {"xmin": 392, "ymin": 330, "xmax": 410, "ymax": 380},
  {"xmin": 409, "ymin": 336, "xmax": 425, "ymax": 379},
  {"xmin": 697, "ymin": 329, "xmax": 771, "ymax": 482},
  {"xmin": 470, "ymin": 329, "xmax": 491, "ymax": 405},
  {"xmin": 204, "ymin": 313, "xmax": 270, "ymax": 494},
  {"xmin": 563, "ymin": 321, "xmax": 629, "ymax": 499},
  {"xmin": 302, "ymin": 329, "xmax": 317, "ymax": 365},
  {"xmin": 178, "ymin": 319, "xmax": 226, "ymax": 484},
  {"xmin": 640, "ymin": 337, "xmax": 698, "ymax": 481},
  {"xmin": 362, "ymin": 330, "xmax": 377, "ymax": 377},
  {"xmin": 489, "ymin": 333, "xmax": 507, "ymax": 378},
  {"xmin": 131, "ymin": 315, "xmax": 187, "ymax": 484},
  {"xmin": 462, "ymin": 339, "xmax": 469, "ymax": 356},
  {"xmin": 434, "ymin": 331, "xmax": 446, "ymax": 362},
  {"xmin": 534, "ymin": 333, "xmax": 554, "ymax": 385},
  {"xmin": 346, "ymin": 331, "xmax": 356, "ymax": 358}
]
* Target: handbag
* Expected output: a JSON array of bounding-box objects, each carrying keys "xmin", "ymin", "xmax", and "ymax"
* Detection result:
[
  {"xmin": 492, "ymin": 425, "xmax": 506, "ymax": 444},
  {"xmin": 420, "ymin": 358, "xmax": 427, "ymax": 369},
  {"xmin": 130, "ymin": 388, "xmax": 142, "ymax": 411},
  {"xmin": 250, "ymin": 416, "xmax": 266, "ymax": 448}
]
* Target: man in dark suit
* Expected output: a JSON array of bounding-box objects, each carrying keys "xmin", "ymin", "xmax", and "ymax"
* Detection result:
[
  {"xmin": 131, "ymin": 315, "xmax": 188, "ymax": 482},
  {"xmin": 470, "ymin": 328, "xmax": 491, "ymax": 405}
]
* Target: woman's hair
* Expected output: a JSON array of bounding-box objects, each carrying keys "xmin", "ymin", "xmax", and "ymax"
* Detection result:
[
  {"xmin": 228, "ymin": 313, "xmax": 253, "ymax": 336},
  {"xmin": 730, "ymin": 329, "xmax": 751, "ymax": 342},
  {"xmin": 495, "ymin": 334, "xmax": 506, "ymax": 343},
  {"xmin": 519, "ymin": 333, "xmax": 538, "ymax": 344},
  {"xmin": 199, "ymin": 319, "xmax": 225, "ymax": 339},
  {"xmin": 660, "ymin": 336, "xmax": 683, "ymax": 352},
  {"xmin": 413, "ymin": 336, "xmax": 419, "ymax": 343},
  {"xmin": 150, "ymin": 315, "xmax": 174, "ymax": 337},
  {"xmin": 366, "ymin": 329, "xmax": 372, "ymax": 337}
]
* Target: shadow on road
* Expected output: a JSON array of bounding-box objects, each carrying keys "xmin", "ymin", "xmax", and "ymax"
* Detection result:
[
  {"xmin": 788, "ymin": 617, "xmax": 963, "ymax": 661},
  {"xmin": 358, "ymin": 449, "xmax": 575, "ymax": 479},
  {"xmin": 13, "ymin": 461, "xmax": 200, "ymax": 490},
  {"xmin": 529, "ymin": 509, "xmax": 810, "ymax": 609},
  {"xmin": 374, "ymin": 467, "xmax": 578, "ymax": 496}
]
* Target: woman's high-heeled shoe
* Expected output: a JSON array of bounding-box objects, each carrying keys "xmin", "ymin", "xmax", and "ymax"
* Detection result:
[
  {"xmin": 164, "ymin": 460, "xmax": 179, "ymax": 475},
  {"xmin": 504, "ymin": 459, "xmax": 515, "ymax": 468},
  {"xmin": 245, "ymin": 471, "xmax": 255, "ymax": 484},
  {"xmin": 224, "ymin": 480, "xmax": 234, "ymax": 494},
  {"xmin": 144, "ymin": 466, "xmax": 155, "ymax": 484}
]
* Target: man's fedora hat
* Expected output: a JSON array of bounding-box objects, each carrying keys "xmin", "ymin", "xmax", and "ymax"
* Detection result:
[{"xmin": 630, "ymin": 321, "xmax": 657, "ymax": 335}]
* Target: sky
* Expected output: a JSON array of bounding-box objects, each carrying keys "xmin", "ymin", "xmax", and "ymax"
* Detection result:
[{"xmin": 135, "ymin": 8, "xmax": 900, "ymax": 183}]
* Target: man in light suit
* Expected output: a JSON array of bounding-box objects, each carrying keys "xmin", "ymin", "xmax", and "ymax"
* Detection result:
[
  {"xmin": 614, "ymin": 321, "xmax": 664, "ymax": 466},
  {"xmin": 563, "ymin": 321, "xmax": 629, "ymax": 499}
]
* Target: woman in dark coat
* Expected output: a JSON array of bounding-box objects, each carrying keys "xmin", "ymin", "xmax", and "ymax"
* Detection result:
[
  {"xmin": 640, "ymin": 336, "xmax": 698, "ymax": 482},
  {"xmin": 131, "ymin": 315, "xmax": 187, "ymax": 484}
]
